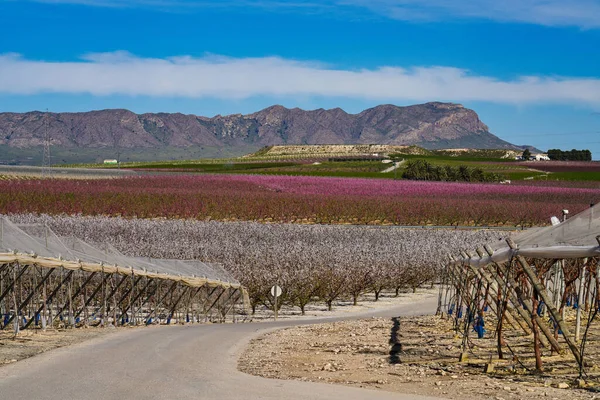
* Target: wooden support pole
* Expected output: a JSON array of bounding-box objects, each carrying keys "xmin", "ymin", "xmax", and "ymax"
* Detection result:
[
  {"xmin": 136, "ymin": 275, "xmax": 149, "ymax": 325},
  {"xmin": 135, "ymin": 279, "xmax": 159, "ymax": 319},
  {"xmin": 436, "ymin": 264, "xmax": 445, "ymax": 316},
  {"xmin": 128, "ymin": 269, "xmax": 135, "ymax": 325},
  {"xmin": 34, "ymin": 266, "xmax": 42, "ymax": 328},
  {"xmin": 12, "ymin": 265, "xmax": 20, "ymax": 334},
  {"xmin": 149, "ymin": 279, "xmax": 160, "ymax": 324},
  {"xmin": 41, "ymin": 269, "xmax": 48, "ymax": 329},
  {"xmin": 119, "ymin": 278, "xmax": 154, "ymax": 318},
  {"xmin": 506, "ymin": 238, "xmax": 581, "ymax": 365},
  {"xmin": 167, "ymin": 286, "xmax": 189, "ymax": 324},
  {"xmin": 205, "ymin": 287, "xmax": 227, "ymax": 317},
  {"xmin": 494, "ymin": 261, "xmax": 562, "ymax": 353},
  {"xmin": 81, "ymin": 271, "xmax": 89, "ymax": 326},
  {"xmin": 116, "ymin": 275, "xmax": 143, "ymax": 319},
  {"xmin": 219, "ymin": 288, "xmax": 238, "ymax": 321},
  {"xmin": 0, "ymin": 264, "xmax": 30, "ymax": 305},
  {"xmin": 73, "ymin": 274, "xmax": 111, "ymax": 322},
  {"xmin": 187, "ymin": 285, "xmax": 204, "ymax": 317},
  {"xmin": 221, "ymin": 289, "xmax": 241, "ymax": 320},
  {"xmin": 101, "ymin": 265, "xmax": 107, "ymax": 327},
  {"xmin": 105, "ymin": 274, "xmax": 127, "ymax": 305},
  {"xmin": 575, "ymin": 259, "xmax": 588, "ymax": 342},
  {"xmin": 484, "ymin": 264, "xmax": 533, "ymax": 332},
  {"xmin": 3, "ymin": 267, "xmax": 54, "ymax": 329},
  {"xmin": 111, "ymin": 274, "xmax": 118, "ymax": 326},
  {"xmin": 23, "ymin": 269, "xmax": 74, "ymax": 329},
  {"xmin": 145, "ymin": 280, "xmax": 178, "ymax": 324},
  {"xmin": 0, "ymin": 265, "xmax": 6, "ymax": 320},
  {"xmin": 483, "ymin": 246, "xmax": 563, "ymax": 353},
  {"xmin": 52, "ymin": 271, "xmax": 97, "ymax": 324},
  {"xmin": 447, "ymin": 264, "xmax": 469, "ymax": 307},
  {"xmin": 532, "ymin": 292, "xmax": 543, "ymax": 371},
  {"xmin": 462, "ymin": 260, "xmax": 529, "ymax": 334},
  {"xmin": 200, "ymin": 286, "xmax": 220, "ymax": 319},
  {"xmin": 117, "ymin": 275, "xmax": 142, "ymax": 305},
  {"xmin": 67, "ymin": 269, "xmax": 74, "ymax": 327}
]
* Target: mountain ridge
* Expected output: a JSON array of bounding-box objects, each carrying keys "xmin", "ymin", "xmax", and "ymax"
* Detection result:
[{"xmin": 0, "ymin": 102, "xmax": 522, "ymax": 164}]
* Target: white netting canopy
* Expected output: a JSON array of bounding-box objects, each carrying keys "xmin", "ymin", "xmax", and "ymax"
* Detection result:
[
  {"xmin": 0, "ymin": 217, "xmax": 239, "ymax": 287},
  {"xmin": 452, "ymin": 204, "xmax": 600, "ymax": 268}
]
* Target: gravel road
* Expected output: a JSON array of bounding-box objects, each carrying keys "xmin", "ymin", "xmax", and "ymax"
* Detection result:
[{"xmin": 0, "ymin": 295, "xmax": 440, "ymax": 399}]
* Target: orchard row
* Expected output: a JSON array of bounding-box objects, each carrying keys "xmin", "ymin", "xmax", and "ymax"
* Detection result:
[
  {"xmin": 11, "ymin": 214, "xmax": 508, "ymax": 314},
  {"xmin": 1, "ymin": 174, "xmax": 597, "ymax": 226}
]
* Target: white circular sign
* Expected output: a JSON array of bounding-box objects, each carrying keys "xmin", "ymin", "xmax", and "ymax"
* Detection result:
[{"xmin": 270, "ymin": 285, "xmax": 282, "ymax": 298}]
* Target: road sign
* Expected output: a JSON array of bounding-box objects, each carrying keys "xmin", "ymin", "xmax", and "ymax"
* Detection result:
[
  {"xmin": 270, "ymin": 285, "xmax": 282, "ymax": 298},
  {"xmin": 271, "ymin": 285, "xmax": 282, "ymax": 321}
]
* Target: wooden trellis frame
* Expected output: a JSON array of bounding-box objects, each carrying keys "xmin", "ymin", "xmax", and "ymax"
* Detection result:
[
  {"xmin": 0, "ymin": 254, "xmax": 248, "ymax": 332},
  {"xmin": 440, "ymin": 236, "xmax": 600, "ymax": 373}
]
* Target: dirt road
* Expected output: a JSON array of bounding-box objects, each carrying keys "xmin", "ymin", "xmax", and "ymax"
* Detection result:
[{"xmin": 0, "ymin": 295, "xmax": 440, "ymax": 399}]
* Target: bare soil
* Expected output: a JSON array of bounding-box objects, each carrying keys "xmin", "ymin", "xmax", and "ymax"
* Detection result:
[
  {"xmin": 0, "ymin": 327, "xmax": 119, "ymax": 366},
  {"xmin": 239, "ymin": 315, "xmax": 600, "ymax": 400}
]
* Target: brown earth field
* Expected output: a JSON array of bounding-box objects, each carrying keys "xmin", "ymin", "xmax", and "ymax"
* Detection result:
[
  {"xmin": 0, "ymin": 327, "xmax": 122, "ymax": 366},
  {"xmin": 239, "ymin": 315, "xmax": 600, "ymax": 400}
]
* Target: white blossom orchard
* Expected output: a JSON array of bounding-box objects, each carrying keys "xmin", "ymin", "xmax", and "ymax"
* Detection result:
[{"xmin": 9, "ymin": 214, "xmax": 509, "ymax": 314}]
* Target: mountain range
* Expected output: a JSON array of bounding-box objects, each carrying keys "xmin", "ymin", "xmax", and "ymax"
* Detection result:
[{"xmin": 0, "ymin": 102, "xmax": 524, "ymax": 164}]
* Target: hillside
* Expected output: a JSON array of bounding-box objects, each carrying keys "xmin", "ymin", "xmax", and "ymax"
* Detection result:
[
  {"xmin": 0, "ymin": 102, "xmax": 520, "ymax": 164},
  {"xmin": 245, "ymin": 144, "xmax": 431, "ymax": 159}
]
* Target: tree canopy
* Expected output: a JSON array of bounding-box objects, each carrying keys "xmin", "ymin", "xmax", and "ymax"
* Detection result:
[
  {"xmin": 547, "ymin": 149, "xmax": 592, "ymax": 161},
  {"xmin": 402, "ymin": 159, "xmax": 503, "ymax": 183}
]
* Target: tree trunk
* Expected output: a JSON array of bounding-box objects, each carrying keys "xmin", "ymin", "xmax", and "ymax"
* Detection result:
[
  {"xmin": 496, "ymin": 287, "xmax": 505, "ymax": 359},
  {"xmin": 532, "ymin": 295, "xmax": 543, "ymax": 372}
]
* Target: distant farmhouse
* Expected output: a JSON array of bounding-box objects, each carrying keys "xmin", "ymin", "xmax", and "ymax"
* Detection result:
[{"xmin": 515, "ymin": 153, "xmax": 550, "ymax": 161}]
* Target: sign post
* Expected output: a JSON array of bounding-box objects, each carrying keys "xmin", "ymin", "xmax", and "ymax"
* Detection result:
[{"xmin": 270, "ymin": 285, "xmax": 282, "ymax": 320}]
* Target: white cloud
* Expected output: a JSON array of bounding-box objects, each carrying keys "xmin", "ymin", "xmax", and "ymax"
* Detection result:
[
  {"xmin": 1, "ymin": 52, "xmax": 599, "ymax": 105},
  {"xmin": 27, "ymin": 0, "xmax": 336, "ymax": 12},
  {"xmin": 343, "ymin": 0, "xmax": 600, "ymax": 28},
  {"xmin": 25, "ymin": 0, "xmax": 600, "ymax": 28}
]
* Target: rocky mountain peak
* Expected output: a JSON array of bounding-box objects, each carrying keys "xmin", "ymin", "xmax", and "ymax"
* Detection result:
[{"xmin": 0, "ymin": 102, "xmax": 519, "ymax": 164}]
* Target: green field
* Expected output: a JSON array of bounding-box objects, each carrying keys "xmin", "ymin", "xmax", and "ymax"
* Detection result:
[
  {"xmin": 115, "ymin": 158, "xmax": 546, "ymax": 181},
  {"xmin": 70, "ymin": 146, "xmax": 600, "ymax": 183},
  {"xmin": 117, "ymin": 159, "xmax": 399, "ymax": 179}
]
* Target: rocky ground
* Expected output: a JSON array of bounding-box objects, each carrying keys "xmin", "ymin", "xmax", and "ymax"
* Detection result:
[{"xmin": 239, "ymin": 315, "xmax": 600, "ymax": 400}]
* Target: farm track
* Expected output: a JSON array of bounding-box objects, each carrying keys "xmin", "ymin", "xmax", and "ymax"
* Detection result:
[{"xmin": 0, "ymin": 295, "xmax": 441, "ymax": 400}]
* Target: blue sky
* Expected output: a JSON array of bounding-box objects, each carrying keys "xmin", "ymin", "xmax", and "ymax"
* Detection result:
[{"xmin": 1, "ymin": 0, "xmax": 600, "ymax": 157}]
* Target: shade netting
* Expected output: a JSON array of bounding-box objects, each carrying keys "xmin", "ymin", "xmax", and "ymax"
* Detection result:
[
  {"xmin": 452, "ymin": 203, "xmax": 600, "ymax": 268},
  {"xmin": 0, "ymin": 217, "xmax": 240, "ymax": 289}
]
